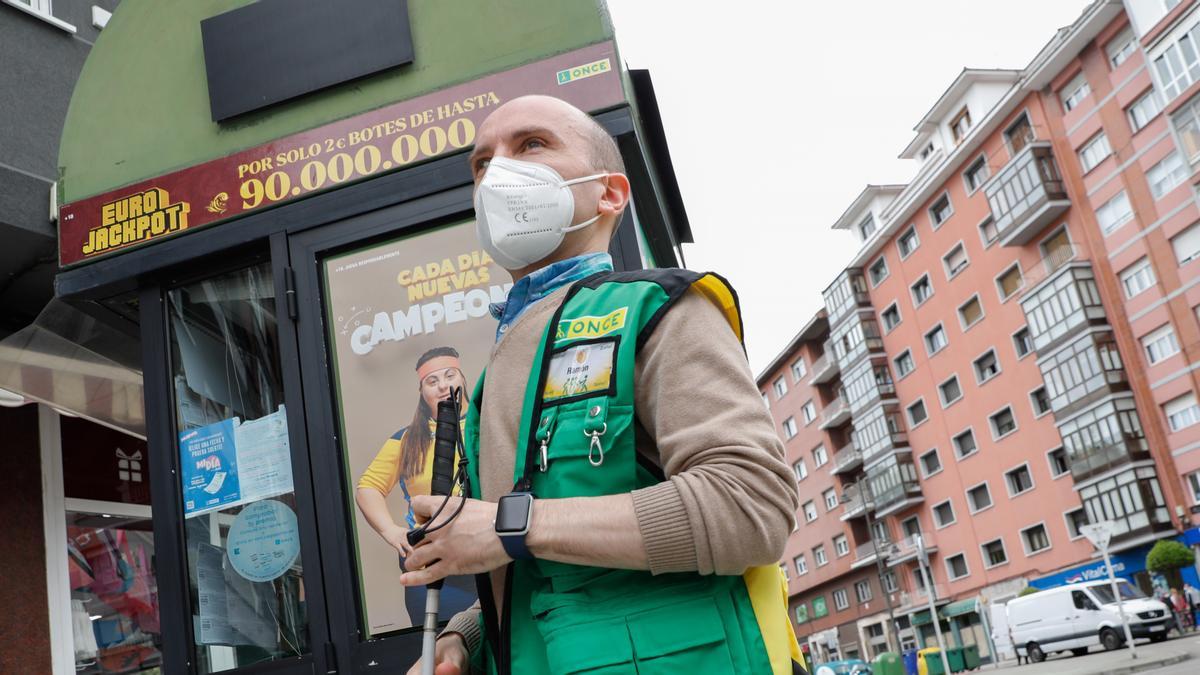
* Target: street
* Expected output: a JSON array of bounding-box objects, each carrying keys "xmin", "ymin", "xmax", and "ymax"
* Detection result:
[{"xmin": 989, "ymin": 631, "xmax": 1200, "ymax": 675}]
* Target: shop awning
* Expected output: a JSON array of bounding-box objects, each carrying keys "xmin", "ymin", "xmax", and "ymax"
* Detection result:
[
  {"xmin": 911, "ymin": 610, "xmax": 932, "ymax": 626},
  {"xmin": 940, "ymin": 599, "xmax": 978, "ymax": 619}
]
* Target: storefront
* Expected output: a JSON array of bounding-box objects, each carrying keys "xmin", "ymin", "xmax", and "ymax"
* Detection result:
[
  {"xmin": 1029, "ymin": 534, "xmax": 1200, "ymax": 596},
  {"xmin": 32, "ymin": 2, "xmax": 692, "ymax": 673}
]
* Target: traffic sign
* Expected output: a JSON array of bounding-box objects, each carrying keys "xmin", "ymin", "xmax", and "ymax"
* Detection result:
[{"xmin": 1080, "ymin": 521, "xmax": 1114, "ymax": 550}]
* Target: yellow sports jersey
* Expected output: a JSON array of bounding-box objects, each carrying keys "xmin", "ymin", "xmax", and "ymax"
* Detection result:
[{"xmin": 357, "ymin": 419, "xmax": 465, "ymax": 527}]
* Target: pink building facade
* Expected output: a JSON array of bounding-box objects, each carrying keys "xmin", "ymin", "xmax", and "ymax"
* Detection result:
[{"xmin": 761, "ymin": 0, "xmax": 1200, "ymax": 664}]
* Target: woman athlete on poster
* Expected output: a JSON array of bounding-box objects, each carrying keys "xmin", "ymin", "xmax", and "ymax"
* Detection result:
[{"xmin": 355, "ymin": 346, "xmax": 476, "ymax": 626}]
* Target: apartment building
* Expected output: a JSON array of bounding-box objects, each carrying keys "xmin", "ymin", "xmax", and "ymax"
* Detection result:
[{"xmin": 763, "ymin": 0, "xmax": 1200, "ymax": 663}]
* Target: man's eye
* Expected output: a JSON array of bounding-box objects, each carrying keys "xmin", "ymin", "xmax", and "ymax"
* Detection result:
[{"xmin": 523, "ymin": 138, "xmax": 545, "ymax": 150}]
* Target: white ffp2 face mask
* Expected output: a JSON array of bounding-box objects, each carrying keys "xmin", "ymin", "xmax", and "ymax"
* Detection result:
[{"xmin": 473, "ymin": 156, "xmax": 607, "ymax": 269}]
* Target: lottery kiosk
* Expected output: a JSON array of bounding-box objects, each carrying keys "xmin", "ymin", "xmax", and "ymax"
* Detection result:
[{"xmin": 49, "ymin": 1, "xmax": 691, "ymax": 673}]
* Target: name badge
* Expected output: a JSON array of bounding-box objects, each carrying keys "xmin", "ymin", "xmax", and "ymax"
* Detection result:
[{"xmin": 543, "ymin": 339, "xmax": 617, "ymax": 404}]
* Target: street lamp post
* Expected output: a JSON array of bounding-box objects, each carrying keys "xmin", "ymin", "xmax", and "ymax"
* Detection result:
[
  {"xmin": 915, "ymin": 534, "xmax": 952, "ymax": 675},
  {"xmin": 860, "ymin": 479, "xmax": 901, "ymax": 655},
  {"xmin": 1080, "ymin": 522, "xmax": 1136, "ymax": 660}
]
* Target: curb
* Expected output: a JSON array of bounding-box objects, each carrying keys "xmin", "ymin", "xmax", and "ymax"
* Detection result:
[{"xmin": 1098, "ymin": 651, "xmax": 1189, "ymax": 675}]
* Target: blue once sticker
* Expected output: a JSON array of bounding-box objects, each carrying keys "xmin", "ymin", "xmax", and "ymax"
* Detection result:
[{"xmin": 226, "ymin": 500, "xmax": 300, "ymax": 583}]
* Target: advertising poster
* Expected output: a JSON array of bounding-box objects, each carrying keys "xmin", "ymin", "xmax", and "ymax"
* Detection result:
[
  {"xmin": 178, "ymin": 406, "xmax": 294, "ymax": 518},
  {"xmin": 323, "ymin": 219, "xmax": 509, "ymax": 635}
]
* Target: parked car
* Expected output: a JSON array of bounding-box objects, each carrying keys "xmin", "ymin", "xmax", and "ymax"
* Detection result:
[
  {"xmin": 813, "ymin": 658, "xmax": 872, "ymax": 675},
  {"xmin": 1006, "ymin": 579, "xmax": 1172, "ymax": 662}
]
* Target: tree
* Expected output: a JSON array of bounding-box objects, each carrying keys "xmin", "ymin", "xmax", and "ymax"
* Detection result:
[
  {"xmin": 1146, "ymin": 539, "xmax": 1195, "ymax": 575},
  {"xmin": 1018, "ymin": 586, "xmax": 1039, "ymax": 597}
]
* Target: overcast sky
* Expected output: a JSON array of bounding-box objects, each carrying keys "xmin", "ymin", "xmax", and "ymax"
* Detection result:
[{"xmin": 604, "ymin": 0, "xmax": 1093, "ymax": 375}]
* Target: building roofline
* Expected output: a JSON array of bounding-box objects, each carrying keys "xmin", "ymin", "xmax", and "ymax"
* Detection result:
[
  {"xmin": 830, "ymin": 184, "xmax": 907, "ymax": 231},
  {"xmin": 756, "ymin": 309, "xmax": 828, "ymax": 385},
  {"xmin": 910, "ymin": 68, "xmax": 1023, "ymax": 132}
]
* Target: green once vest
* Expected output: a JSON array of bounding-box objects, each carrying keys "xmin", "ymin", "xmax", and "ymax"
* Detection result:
[{"xmin": 462, "ymin": 269, "xmax": 802, "ymax": 675}]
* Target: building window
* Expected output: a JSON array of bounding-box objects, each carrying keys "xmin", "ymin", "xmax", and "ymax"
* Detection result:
[
  {"xmin": 791, "ymin": 358, "xmax": 807, "ymax": 382},
  {"xmin": 1078, "ymin": 132, "xmax": 1112, "ymax": 173},
  {"xmin": 833, "ymin": 588, "xmax": 850, "ymax": 610},
  {"xmin": 824, "ymin": 488, "xmax": 840, "ymax": 512},
  {"xmin": 950, "ymin": 106, "xmax": 973, "ymax": 142},
  {"xmin": 920, "ymin": 448, "xmax": 942, "ymax": 477},
  {"xmin": 920, "ymin": 142, "xmax": 936, "ymax": 160},
  {"xmin": 933, "ymin": 500, "xmax": 956, "ymax": 528},
  {"xmin": 1065, "ymin": 508, "xmax": 1088, "ymax": 539},
  {"xmin": 982, "ymin": 539, "xmax": 1009, "ymax": 568},
  {"xmin": 996, "ymin": 263, "xmax": 1023, "ymax": 300},
  {"xmin": 1148, "ymin": 151, "xmax": 1187, "ymax": 199},
  {"xmin": 900, "ymin": 516, "xmax": 921, "ymax": 539},
  {"xmin": 973, "ymin": 349, "xmax": 1001, "ymax": 384},
  {"xmin": 953, "ymin": 428, "xmax": 978, "ymax": 459},
  {"xmin": 1030, "ymin": 387, "xmax": 1052, "ymax": 416},
  {"xmin": 1171, "ymin": 221, "xmax": 1200, "ymax": 265},
  {"xmin": 855, "ymin": 579, "xmax": 873, "ymax": 603},
  {"xmin": 943, "ymin": 243, "xmax": 969, "ymax": 278},
  {"xmin": 1060, "ymin": 72, "xmax": 1091, "ymax": 112},
  {"xmin": 1048, "ymin": 447, "xmax": 1069, "ymax": 478},
  {"xmin": 894, "ymin": 350, "xmax": 915, "ymax": 378},
  {"xmin": 898, "ymin": 226, "xmax": 920, "ymax": 258},
  {"xmin": 780, "ymin": 562, "xmax": 789, "ymax": 582},
  {"xmin": 1175, "ymin": 94, "xmax": 1200, "ymax": 161},
  {"xmin": 1021, "ymin": 523, "xmax": 1051, "ymax": 554},
  {"xmin": 804, "ymin": 501, "xmax": 818, "ymax": 522},
  {"xmin": 958, "ymin": 296, "xmax": 984, "ymax": 330},
  {"xmin": 882, "ymin": 571, "xmax": 898, "ymax": 593},
  {"xmin": 794, "ymin": 459, "xmax": 808, "ymax": 481},
  {"xmin": 882, "ymin": 303, "xmax": 902, "ymax": 332},
  {"xmin": 1005, "ymin": 113, "xmax": 1035, "ymax": 155},
  {"xmin": 869, "ymin": 256, "xmax": 889, "ymax": 286},
  {"xmin": 1188, "ymin": 472, "xmax": 1200, "ymax": 503},
  {"xmin": 929, "ymin": 194, "xmax": 953, "ymax": 228},
  {"xmin": 1013, "ymin": 327, "xmax": 1033, "ymax": 358},
  {"xmin": 1078, "ymin": 466, "xmax": 1169, "ymax": 537},
  {"xmin": 911, "ymin": 275, "xmax": 933, "ymax": 306},
  {"xmin": 938, "ymin": 375, "xmax": 962, "ymax": 407},
  {"xmin": 834, "ymin": 534, "xmax": 850, "ymax": 557},
  {"xmin": 774, "ymin": 376, "xmax": 788, "ymax": 398},
  {"xmin": 991, "ymin": 406, "xmax": 1018, "ymax": 439},
  {"xmin": 1165, "ymin": 393, "xmax": 1200, "ymax": 431},
  {"xmin": 967, "ymin": 483, "xmax": 993, "ymax": 512},
  {"xmin": 814, "ymin": 545, "xmax": 828, "ymax": 566},
  {"xmin": 783, "ymin": 416, "xmax": 798, "ymax": 439},
  {"xmin": 945, "ymin": 553, "xmax": 970, "ymax": 580},
  {"xmin": 1107, "ymin": 27, "xmax": 1136, "ymax": 68},
  {"xmin": 795, "ymin": 554, "xmax": 808, "ymax": 575},
  {"xmin": 1154, "ymin": 25, "xmax": 1200, "ymax": 100},
  {"xmin": 1120, "ymin": 257, "xmax": 1156, "ymax": 298},
  {"xmin": 1096, "ymin": 190, "xmax": 1134, "ymax": 235},
  {"xmin": 1143, "ymin": 324, "xmax": 1181, "ymax": 364},
  {"xmin": 813, "ymin": 444, "xmax": 828, "ymax": 467},
  {"xmin": 964, "ymin": 156, "xmax": 989, "ymax": 193},
  {"xmin": 979, "ymin": 216, "xmax": 999, "ymax": 248},
  {"xmin": 925, "ymin": 324, "xmax": 948, "ymax": 355},
  {"xmin": 907, "ymin": 399, "xmax": 928, "ymax": 427},
  {"xmin": 801, "ymin": 401, "xmax": 817, "ymax": 424},
  {"xmin": 859, "ymin": 214, "xmax": 877, "ymax": 240},
  {"xmin": 1129, "ymin": 88, "xmax": 1164, "ymax": 132},
  {"xmin": 1005, "ymin": 464, "xmax": 1034, "ymax": 496},
  {"xmin": 761, "ymin": 391, "xmax": 770, "ymax": 409},
  {"xmin": 1041, "ymin": 227, "xmax": 1073, "ymax": 268}
]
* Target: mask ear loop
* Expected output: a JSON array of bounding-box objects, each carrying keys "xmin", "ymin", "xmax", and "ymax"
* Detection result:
[{"xmin": 558, "ymin": 173, "xmax": 609, "ymax": 233}]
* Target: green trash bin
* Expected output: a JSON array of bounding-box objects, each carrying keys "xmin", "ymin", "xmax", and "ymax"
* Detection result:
[
  {"xmin": 946, "ymin": 647, "xmax": 965, "ymax": 672},
  {"xmin": 919, "ymin": 648, "xmax": 945, "ymax": 675},
  {"xmin": 962, "ymin": 644, "xmax": 980, "ymax": 670},
  {"xmin": 873, "ymin": 652, "xmax": 905, "ymax": 675}
]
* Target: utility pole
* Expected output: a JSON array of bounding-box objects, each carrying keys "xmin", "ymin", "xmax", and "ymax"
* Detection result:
[
  {"xmin": 1081, "ymin": 522, "xmax": 1136, "ymax": 659},
  {"xmin": 915, "ymin": 534, "xmax": 952, "ymax": 675}
]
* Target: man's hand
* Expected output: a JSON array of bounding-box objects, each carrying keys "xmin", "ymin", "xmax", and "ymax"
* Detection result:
[
  {"xmin": 400, "ymin": 496, "xmax": 509, "ymax": 586},
  {"xmin": 404, "ymin": 633, "xmax": 468, "ymax": 675}
]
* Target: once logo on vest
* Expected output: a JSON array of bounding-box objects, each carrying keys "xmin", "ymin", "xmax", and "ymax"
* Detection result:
[{"xmin": 555, "ymin": 307, "xmax": 627, "ymax": 341}]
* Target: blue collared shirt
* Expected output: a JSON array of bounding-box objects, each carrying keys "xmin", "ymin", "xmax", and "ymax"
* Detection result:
[{"xmin": 490, "ymin": 252, "xmax": 613, "ymax": 341}]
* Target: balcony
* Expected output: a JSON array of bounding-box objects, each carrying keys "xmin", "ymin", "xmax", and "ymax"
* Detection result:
[
  {"xmin": 853, "ymin": 405, "xmax": 910, "ymax": 467},
  {"xmin": 844, "ymin": 357, "xmax": 897, "ymax": 417},
  {"xmin": 810, "ymin": 345, "xmax": 840, "ymax": 385},
  {"xmin": 830, "ymin": 312, "xmax": 885, "ymax": 372},
  {"xmin": 831, "ymin": 442, "xmax": 862, "ymax": 476},
  {"xmin": 1020, "ymin": 262, "xmax": 1109, "ymax": 355},
  {"xmin": 819, "ymin": 395, "xmax": 851, "ymax": 429},
  {"xmin": 897, "ymin": 583, "xmax": 949, "ymax": 611},
  {"xmin": 850, "ymin": 540, "xmax": 885, "ymax": 569},
  {"xmin": 984, "ymin": 141, "xmax": 1071, "ymax": 247},
  {"xmin": 867, "ymin": 456, "xmax": 923, "ymax": 518},
  {"xmin": 840, "ymin": 482, "xmax": 875, "ymax": 521},
  {"xmin": 887, "ymin": 533, "xmax": 938, "ymax": 567},
  {"xmin": 1039, "ymin": 330, "xmax": 1129, "ymax": 418},
  {"xmin": 1063, "ymin": 396, "xmax": 1151, "ymax": 483},
  {"xmin": 823, "ymin": 269, "xmax": 872, "ymax": 326}
]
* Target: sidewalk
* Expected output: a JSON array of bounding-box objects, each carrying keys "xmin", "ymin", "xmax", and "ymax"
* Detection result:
[{"xmin": 987, "ymin": 639, "xmax": 1193, "ymax": 675}]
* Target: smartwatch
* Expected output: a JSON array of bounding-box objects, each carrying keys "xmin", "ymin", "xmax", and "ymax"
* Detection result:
[{"xmin": 495, "ymin": 492, "xmax": 535, "ymax": 560}]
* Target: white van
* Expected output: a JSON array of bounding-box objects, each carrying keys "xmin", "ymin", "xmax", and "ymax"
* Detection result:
[{"xmin": 1006, "ymin": 579, "xmax": 1171, "ymax": 662}]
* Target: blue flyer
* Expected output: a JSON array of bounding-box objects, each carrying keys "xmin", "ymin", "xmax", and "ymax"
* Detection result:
[
  {"xmin": 180, "ymin": 418, "xmax": 241, "ymax": 517},
  {"xmin": 226, "ymin": 499, "xmax": 301, "ymax": 582}
]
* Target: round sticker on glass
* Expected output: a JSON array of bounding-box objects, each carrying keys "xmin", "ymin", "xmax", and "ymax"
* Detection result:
[{"xmin": 226, "ymin": 499, "xmax": 300, "ymax": 582}]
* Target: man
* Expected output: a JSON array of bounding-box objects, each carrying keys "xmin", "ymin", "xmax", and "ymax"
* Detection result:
[{"xmin": 401, "ymin": 95, "xmax": 801, "ymax": 674}]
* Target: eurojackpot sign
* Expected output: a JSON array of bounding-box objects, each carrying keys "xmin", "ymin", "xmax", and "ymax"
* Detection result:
[{"xmin": 57, "ymin": 42, "xmax": 622, "ymax": 267}]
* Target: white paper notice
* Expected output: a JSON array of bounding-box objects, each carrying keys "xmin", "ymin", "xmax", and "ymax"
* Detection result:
[
  {"xmin": 196, "ymin": 543, "xmax": 234, "ymax": 645},
  {"xmin": 235, "ymin": 405, "xmax": 294, "ymax": 503}
]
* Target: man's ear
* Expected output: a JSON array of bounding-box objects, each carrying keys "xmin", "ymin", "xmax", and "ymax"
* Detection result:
[{"xmin": 597, "ymin": 172, "xmax": 632, "ymax": 219}]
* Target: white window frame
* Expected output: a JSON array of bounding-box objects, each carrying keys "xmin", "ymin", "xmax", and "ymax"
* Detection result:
[
  {"xmin": 907, "ymin": 398, "xmax": 929, "ymax": 429},
  {"xmin": 978, "ymin": 215, "xmax": 999, "ymax": 249},
  {"xmin": 1, "ymin": 0, "xmax": 77, "ymax": 33},
  {"xmin": 990, "ymin": 405, "xmax": 1019, "ymax": 440},
  {"xmin": 973, "ymin": 348, "xmax": 1002, "ymax": 385},
  {"xmin": 1060, "ymin": 72, "xmax": 1091, "ymax": 112},
  {"xmin": 1128, "ymin": 88, "xmax": 1164, "ymax": 133},
  {"xmin": 1143, "ymin": 323, "xmax": 1181, "ymax": 364},
  {"xmin": 814, "ymin": 545, "xmax": 829, "ymax": 567},
  {"xmin": 833, "ymin": 588, "xmax": 850, "ymax": 610},
  {"xmin": 898, "ymin": 225, "xmax": 920, "ymax": 259},
  {"xmin": 1107, "ymin": 26, "xmax": 1135, "ymax": 69},
  {"xmin": 794, "ymin": 459, "xmax": 808, "ymax": 481},
  {"xmin": 943, "ymin": 241, "xmax": 970, "ymax": 280},
  {"xmin": 1020, "ymin": 522, "xmax": 1053, "ymax": 556},
  {"xmin": 1148, "ymin": 151, "xmax": 1187, "ymax": 199},
  {"xmin": 1172, "ymin": 221, "xmax": 1200, "ymax": 265},
  {"xmin": 881, "ymin": 302, "xmax": 902, "ymax": 333},
  {"xmin": 869, "ymin": 255, "xmax": 890, "ymax": 287},
  {"xmin": 963, "ymin": 155, "xmax": 990, "ymax": 195},
  {"xmin": 894, "ymin": 349, "xmax": 915, "ymax": 379},
  {"xmin": 911, "ymin": 274, "xmax": 934, "ymax": 307},
  {"xmin": 1012, "ymin": 326, "xmax": 1033, "ymax": 360},
  {"xmin": 813, "ymin": 444, "xmax": 828, "ymax": 467},
  {"xmin": 1096, "ymin": 190, "xmax": 1134, "ymax": 236},
  {"xmin": 1029, "ymin": 385, "xmax": 1052, "ymax": 418},
  {"xmin": 1165, "ymin": 393, "xmax": 1200, "ymax": 431},
  {"xmin": 958, "ymin": 294, "xmax": 985, "ymax": 331},
  {"xmin": 953, "ymin": 427, "xmax": 978, "ymax": 459},
  {"xmin": 924, "ymin": 323, "xmax": 948, "ymax": 356},
  {"xmin": 761, "ymin": 391, "xmax": 770, "ymax": 409},
  {"xmin": 1078, "ymin": 131, "xmax": 1112, "ymax": 173},
  {"xmin": 783, "ymin": 416, "xmax": 798, "ymax": 439},
  {"xmin": 932, "ymin": 499, "xmax": 957, "ymax": 529},
  {"xmin": 1186, "ymin": 471, "xmax": 1200, "ymax": 504},
  {"xmin": 938, "ymin": 374, "xmax": 963, "ymax": 407},
  {"xmin": 834, "ymin": 534, "xmax": 850, "ymax": 557},
  {"xmin": 774, "ymin": 376, "xmax": 788, "ymax": 399},
  {"xmin": 966, "ymin": 481, "xmax": 993, "ymax": 514},
  {"xmin": 1064, "ymin": 508, "xmax": 1088, "ymax": 540},
  {"xmin": 1120, "ymin": 257, "xmax": 1156, "ymax": 298},
  {"xmin": 855, "ymin": 579, "xmax": 872, "ymax": 603},
  {"xmin": 1004, "ymin": 461, "xmax": 1036, "ymax": 497},
  {"xmin": 804, "ymin": 500, "xmax": 818, "ymax": 522},
  {"xmin": 824, "ymin": 488, "xmax": 840, "ymax": 512},
  {"xmin": 980, "ymin": 538, "xmax": 1009, "ymax": 569},
  {"xmin": 801, "ymin": 401, "xmax": 817, "ymax": 425},
  {"xmin": 919, "ymin": 448, "xmax": 943, "ymax": 478},
  {"xmin": 929, "ymin": 192, "xmax": 954, "ymax": 228},
  {"xmin": 995, "ymin": 263, "xmax": 1024, "ymax": 302},
  {"xmin": 795, "ymin": 554, "xmax": 808, "ymax": 575},
  {"xmin": 791, "ymin": 358, "xmax": 808, "ymax": 382},
  {"xmin": 1047, "ymin": 446, "xmax": 1070, "ymax": 479},
  {"xmin": 945, "ymin": 552, "xmax": 971, "ymax": 581}
]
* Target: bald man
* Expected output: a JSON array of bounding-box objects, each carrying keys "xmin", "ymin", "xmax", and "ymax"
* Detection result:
[{"xmin": 401, "ymin": 96, "xmax": 801, "ymax": 675}]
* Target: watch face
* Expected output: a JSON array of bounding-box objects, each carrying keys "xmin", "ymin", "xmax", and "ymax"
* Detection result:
[{"xmin": 496, "ymin": 494, "xmax": 532, "ymax": 534}]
